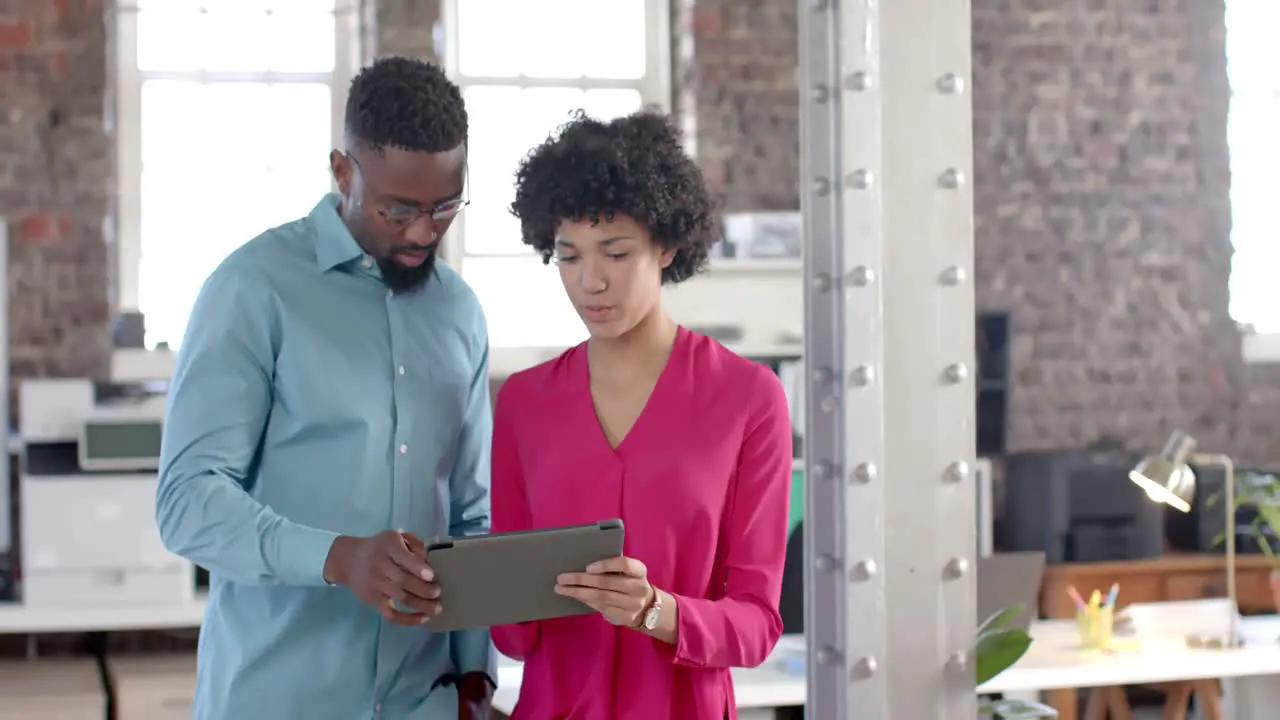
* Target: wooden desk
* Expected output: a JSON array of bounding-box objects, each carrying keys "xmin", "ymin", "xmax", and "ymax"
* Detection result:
[{"xmin": 1039, "ymin": 554, "xmax": 1276, "ymax": 719}]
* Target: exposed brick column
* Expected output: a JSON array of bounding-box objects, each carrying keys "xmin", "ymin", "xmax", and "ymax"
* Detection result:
[
  {"xmin": 363, "ymin": 0, "xmax": 443, "ymax": 63},
  {"xmin": 0, "ymin": 2, "xmax": 113, "ymax": 385},
  {"xmin": 672, "ymin": 0, "xmax": 799, "ymax": 212}
]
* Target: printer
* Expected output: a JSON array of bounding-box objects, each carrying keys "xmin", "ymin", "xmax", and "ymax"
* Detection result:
[{"xmin": 17, "ymin": 377, "xmax": 193, "ymax": 609}]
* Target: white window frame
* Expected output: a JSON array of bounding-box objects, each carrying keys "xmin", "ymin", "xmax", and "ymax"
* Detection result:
[
  {"xmin": 112, "ymin": 1, "xmax": 361, "ymax": 366},
  {"xmin": 439, "ymin": 0, "xmax": 671, "ymax": 369}
]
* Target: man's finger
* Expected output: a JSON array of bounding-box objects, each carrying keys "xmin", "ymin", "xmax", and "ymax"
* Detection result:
[
  {"xmin": 384, "ymin": 605, "xmax": 430, "ymax": 626},
  {"xmin": 389, "ymin": 533, "xmax": 434, "ymax": 581},
  {"xmin": 373, "ymin": 588, "xmax": 428, "ymax": 625},
  {"xmin": 374, "ymin": 576, "xmax": 439, "ymax": 615},
  {"xmin": 400, "ymin": 574, "xmax": 442, "ymax": 601}
]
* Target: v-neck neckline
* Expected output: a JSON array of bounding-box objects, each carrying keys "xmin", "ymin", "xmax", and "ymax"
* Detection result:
[{"xmin": 580, "ymin": 326, "xmax": 688, "ymax": 457}]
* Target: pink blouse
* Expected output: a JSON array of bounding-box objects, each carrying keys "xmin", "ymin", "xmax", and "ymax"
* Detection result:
[{"xmin": 490, "ymin": 327, "xmax": 793, "ymax": 720}]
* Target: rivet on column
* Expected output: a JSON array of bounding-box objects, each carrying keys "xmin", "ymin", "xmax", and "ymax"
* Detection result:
[
  {"xmin": 849, "ymin": 365, "xmax": 876, "ymax": 387},
  {"xmin": 849, "ymin": 559, "xmax": 878, "ymax": 581},
  {"xmin": 847, "ymin": 266, "xmax": 876, "ymax": 286},
  {"xmin": 944, "ymin": 557, "xmax": 969, "ymax": 580},
  {"xmin": 939, "ymin": 266, "xmax": 967, "ymax": 286},
  {"xmin": 935, "ymin": 72, "xmax": 965, "ymax": 94},
  {"xmin": 944, "ymin": 460, "xmax": 970, "ymax": 484},
  {"xmin": 817, "ymin": 647, "xmax": 843, "ymax": 666},
  {"xmin": 846, "ymin": 169, "xmax": 874, "ymax": 189},
  {"xmin": 850, "ymin": 462, "xmax": 878, "ymax": 484},
  {"xmin": 812, "ymin": 461, "xmax": 835, "ymax": 480},
  {"xmin": 845, "ymin": 72, "xmax": 872, "ymax": 91},
  {"xmin": 938, "ymin": 168, "xmax": 965, "ymax": 189},
  {"xmin": 851, "ymin": 656, "xmax": 878, "ymax": 679},
  {"xmin": 942, "ymin": 363, "xmax": 968, "ymax": 384}
]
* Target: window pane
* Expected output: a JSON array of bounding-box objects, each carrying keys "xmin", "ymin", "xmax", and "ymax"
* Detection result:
[
  {"xmin": 141, "ymin": 80, "xmax": 271, "ymax": 170},
  {"xmin": 140, "ymin": 80, "xmax": 205, "ymax": 169},
  {"xmin": 263, "ymin": 83, "xmax": 334, "ymax": 169},
  {"xmin": 140, "ymin": 164, "xmax": 331, "ymax": 349},
  {"xmin": 137, "ymin": 9, "xmax": 208, "ymax": 72},
  {"xmin": 1228, "ymin": 94, "xmax": 1280, "ymax": 248},
  {"xmin": 463, "ymin": 86, "xmax": 643, "ymax": 255},
  {"xmin": 1228, "ymin": 91, "xmax": 1280, "ymax": 330},
  {"xmin": 1231, "ymin": 249, "xmax": 1279, "ymax": 332},
  {"xmin": 137, "ymin": 74, "xmax": 332, "ymax": 351},
  {"xmin": 268, "ymin": 10, "xmax": 337, "ymax": 72},
  {"xmin": 137, "ymin": 4, "xmax": 336, "ymax": 73},
  {"xmin": 462, "ymin": 255, "xmax": 587, "ymax": 348},
  {"xmin": 1226, "ymin": 5, "xmax": 1280, "ymax": 93},
  {"xmin": 138, "ymin": 167, "xmax": 262, "ymax": 349},
  {"xmin": 457, "ymin": 0, "xmax": 646, "ymax": 80},
  {"xmin": 264, "ymin": 168, "xmax": 335, "ymax": 226},
  {"xmin": 142, "ymin": 80, "xmax": 331, "ymax": 173}
]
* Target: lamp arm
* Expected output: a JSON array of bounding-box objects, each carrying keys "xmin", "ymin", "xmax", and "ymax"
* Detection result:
[{"xmin": 1191, "ymin": 452, "xmax": 1239, "ymax": 644}]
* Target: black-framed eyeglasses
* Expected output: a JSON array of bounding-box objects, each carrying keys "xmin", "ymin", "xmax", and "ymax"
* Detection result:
[{"xmin": 345, "ymin": 152, "xmax": 469, "ymax": 228}]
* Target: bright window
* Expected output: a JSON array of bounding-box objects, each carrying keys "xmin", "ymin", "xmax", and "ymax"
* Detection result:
[
  {"xmin": 1227, "ymin": 3, "xmax": 1280, "ymax": 333},
  {"xmin": 116, "ymin": 0, "xmax": 359, "ymax": 350},
  {"xmin": 441, "ymin": 0, "xmax": 671, "ymax": 348}
]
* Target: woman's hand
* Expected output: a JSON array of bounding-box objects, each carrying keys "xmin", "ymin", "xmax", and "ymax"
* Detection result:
[{"xmin": 556, "ymin": 556, "xmax": 654, "ymax": 627}]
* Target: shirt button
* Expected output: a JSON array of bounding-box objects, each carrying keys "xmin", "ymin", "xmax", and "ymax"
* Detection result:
[
  {"xmin": 361, "ymin": 256, "xmax": 373, "ymax": 269},
  {"xmin": 397, "ymin": 365, "xmax": 405, "ymax": 376},
  {"xmin": 398, "ymin": 444, "xmax": 408, "ymax": 455}
]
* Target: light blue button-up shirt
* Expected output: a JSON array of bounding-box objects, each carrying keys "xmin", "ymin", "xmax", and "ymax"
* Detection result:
[{"xmin": 156, "ymin": 195, "xmax": 495, "ymax": 720}]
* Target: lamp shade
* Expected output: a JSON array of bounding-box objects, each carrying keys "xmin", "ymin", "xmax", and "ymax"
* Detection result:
[{"xmin": 1128, "ymin": 431, "xmax": 1198, "ymax": 513}]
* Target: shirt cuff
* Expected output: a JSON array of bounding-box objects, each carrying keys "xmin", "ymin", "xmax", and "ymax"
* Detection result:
[
  {"xmin": 272, "ymin": 523, "xmax": 340, "ymax": 587},
  {"xmin": 451, "ymin": 630, "xmax": 497, "ymax": 681}
]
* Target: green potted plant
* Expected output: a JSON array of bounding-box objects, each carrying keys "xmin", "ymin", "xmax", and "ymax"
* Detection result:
[
  {"xmin": 1209, "ymin": 471, "xmax": 1280, "ymax": 612},
  {"xmin": 977, "ymin": 604, "xmax": 1057, "ymax": 718}
]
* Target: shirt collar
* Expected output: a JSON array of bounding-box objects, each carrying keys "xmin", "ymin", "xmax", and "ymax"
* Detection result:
[{"xmin": 309, "ymin": 193, "xmax": 366, "ymax": 272}]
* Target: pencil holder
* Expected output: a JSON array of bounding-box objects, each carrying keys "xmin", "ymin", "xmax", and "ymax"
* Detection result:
[{"xmin": 1076, "ymin": 606, "xmax": 1114, "ymax": 650}]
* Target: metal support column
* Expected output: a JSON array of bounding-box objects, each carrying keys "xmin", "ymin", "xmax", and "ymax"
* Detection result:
[{"xmin": 800, "ymin": 1, "xmax": 977, "ymax": 718}]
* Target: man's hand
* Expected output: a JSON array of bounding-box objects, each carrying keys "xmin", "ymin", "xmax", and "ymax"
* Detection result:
[
  {"xmin": 324, "ymin": 529, "xmax": 442, "ymax": 625},
  {"xmin": 456, "ymin": 672, "xmax": 493, "ymax": 720}
]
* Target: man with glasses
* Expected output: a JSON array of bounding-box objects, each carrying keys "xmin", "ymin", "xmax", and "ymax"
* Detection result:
[{"xmin": 156, "ymin": 56, "xmax": 494, "ymax": 719}]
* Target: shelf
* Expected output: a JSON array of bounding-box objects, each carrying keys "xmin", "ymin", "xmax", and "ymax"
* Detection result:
[{"xmin": 0, "ymin": 594, "xmax": 206, "ymax": 634}]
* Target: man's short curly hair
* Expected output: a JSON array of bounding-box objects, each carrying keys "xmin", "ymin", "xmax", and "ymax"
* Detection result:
[
  {"xmin": 509, "ymin": 109, "xmax": 720, "ymax": 285},
  {"xmin": 344, "ymin": 56, "xmax": 467, "ymax": 154}
]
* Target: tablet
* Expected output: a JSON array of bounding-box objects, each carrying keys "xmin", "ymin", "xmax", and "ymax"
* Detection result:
[{"xmin": 422, "ymin": 519, "xmax": 625, "ymax": 632}]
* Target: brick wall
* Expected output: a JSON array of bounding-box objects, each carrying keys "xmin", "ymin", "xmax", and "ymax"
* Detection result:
[{"xmin": 0, "ymin": 0, "xmax": 113, "ymax": 388}]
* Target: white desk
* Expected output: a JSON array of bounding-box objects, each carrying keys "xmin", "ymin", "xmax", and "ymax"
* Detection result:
[{"xmin": 492, "ymin": 617, "xmax": 1280, "ymax": 718}]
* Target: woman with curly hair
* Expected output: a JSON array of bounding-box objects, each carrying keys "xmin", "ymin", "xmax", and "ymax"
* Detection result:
[{"xmin": 489, "ymin": 110, "xmax": 793, "ymax": 719}]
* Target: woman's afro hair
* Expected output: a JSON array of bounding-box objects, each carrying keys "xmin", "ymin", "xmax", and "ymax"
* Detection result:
[{"xmin": 509, "ymin": 109, "xmax": 720, "ymax": 285}]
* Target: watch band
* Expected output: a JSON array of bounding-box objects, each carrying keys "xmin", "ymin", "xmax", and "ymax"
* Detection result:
[
  {"xmin": 635, "ymin": 585, "xmax": 658, "ymax": 628},
  {"xmin": 639, "ymin": 586, "xmax": 664, "ymax": 630}
]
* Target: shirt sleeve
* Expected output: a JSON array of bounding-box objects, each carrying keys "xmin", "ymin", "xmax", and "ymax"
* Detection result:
[
  {"xmin": 447, "ymin": 312, "xmax": 497, "ymax": 679},
  {"xmin": 488, "ymin": 380, "xmax": 542, "ymax": 661},
  {"xmin": 669, "ymin": 368, "xmax": 792, "ymax": 668},
  {"xmin": 155, "ymin": 263, "xmax": 337, "ymax": 587}
]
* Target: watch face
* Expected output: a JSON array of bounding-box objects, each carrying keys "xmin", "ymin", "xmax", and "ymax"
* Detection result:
[{"xmin": 644, "ymin": 606, "xmax": 660, "ymax": 630}]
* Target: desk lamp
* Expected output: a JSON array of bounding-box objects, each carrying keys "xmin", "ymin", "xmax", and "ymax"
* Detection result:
[{"xmin": 1128, "ymin": 430, "xmax": 1243, "ymax": 649}]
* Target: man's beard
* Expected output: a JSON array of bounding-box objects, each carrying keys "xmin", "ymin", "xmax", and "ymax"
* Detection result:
[{"xmin": 378, "ymin": 245, "xmax": 439, "ymax": 295}]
